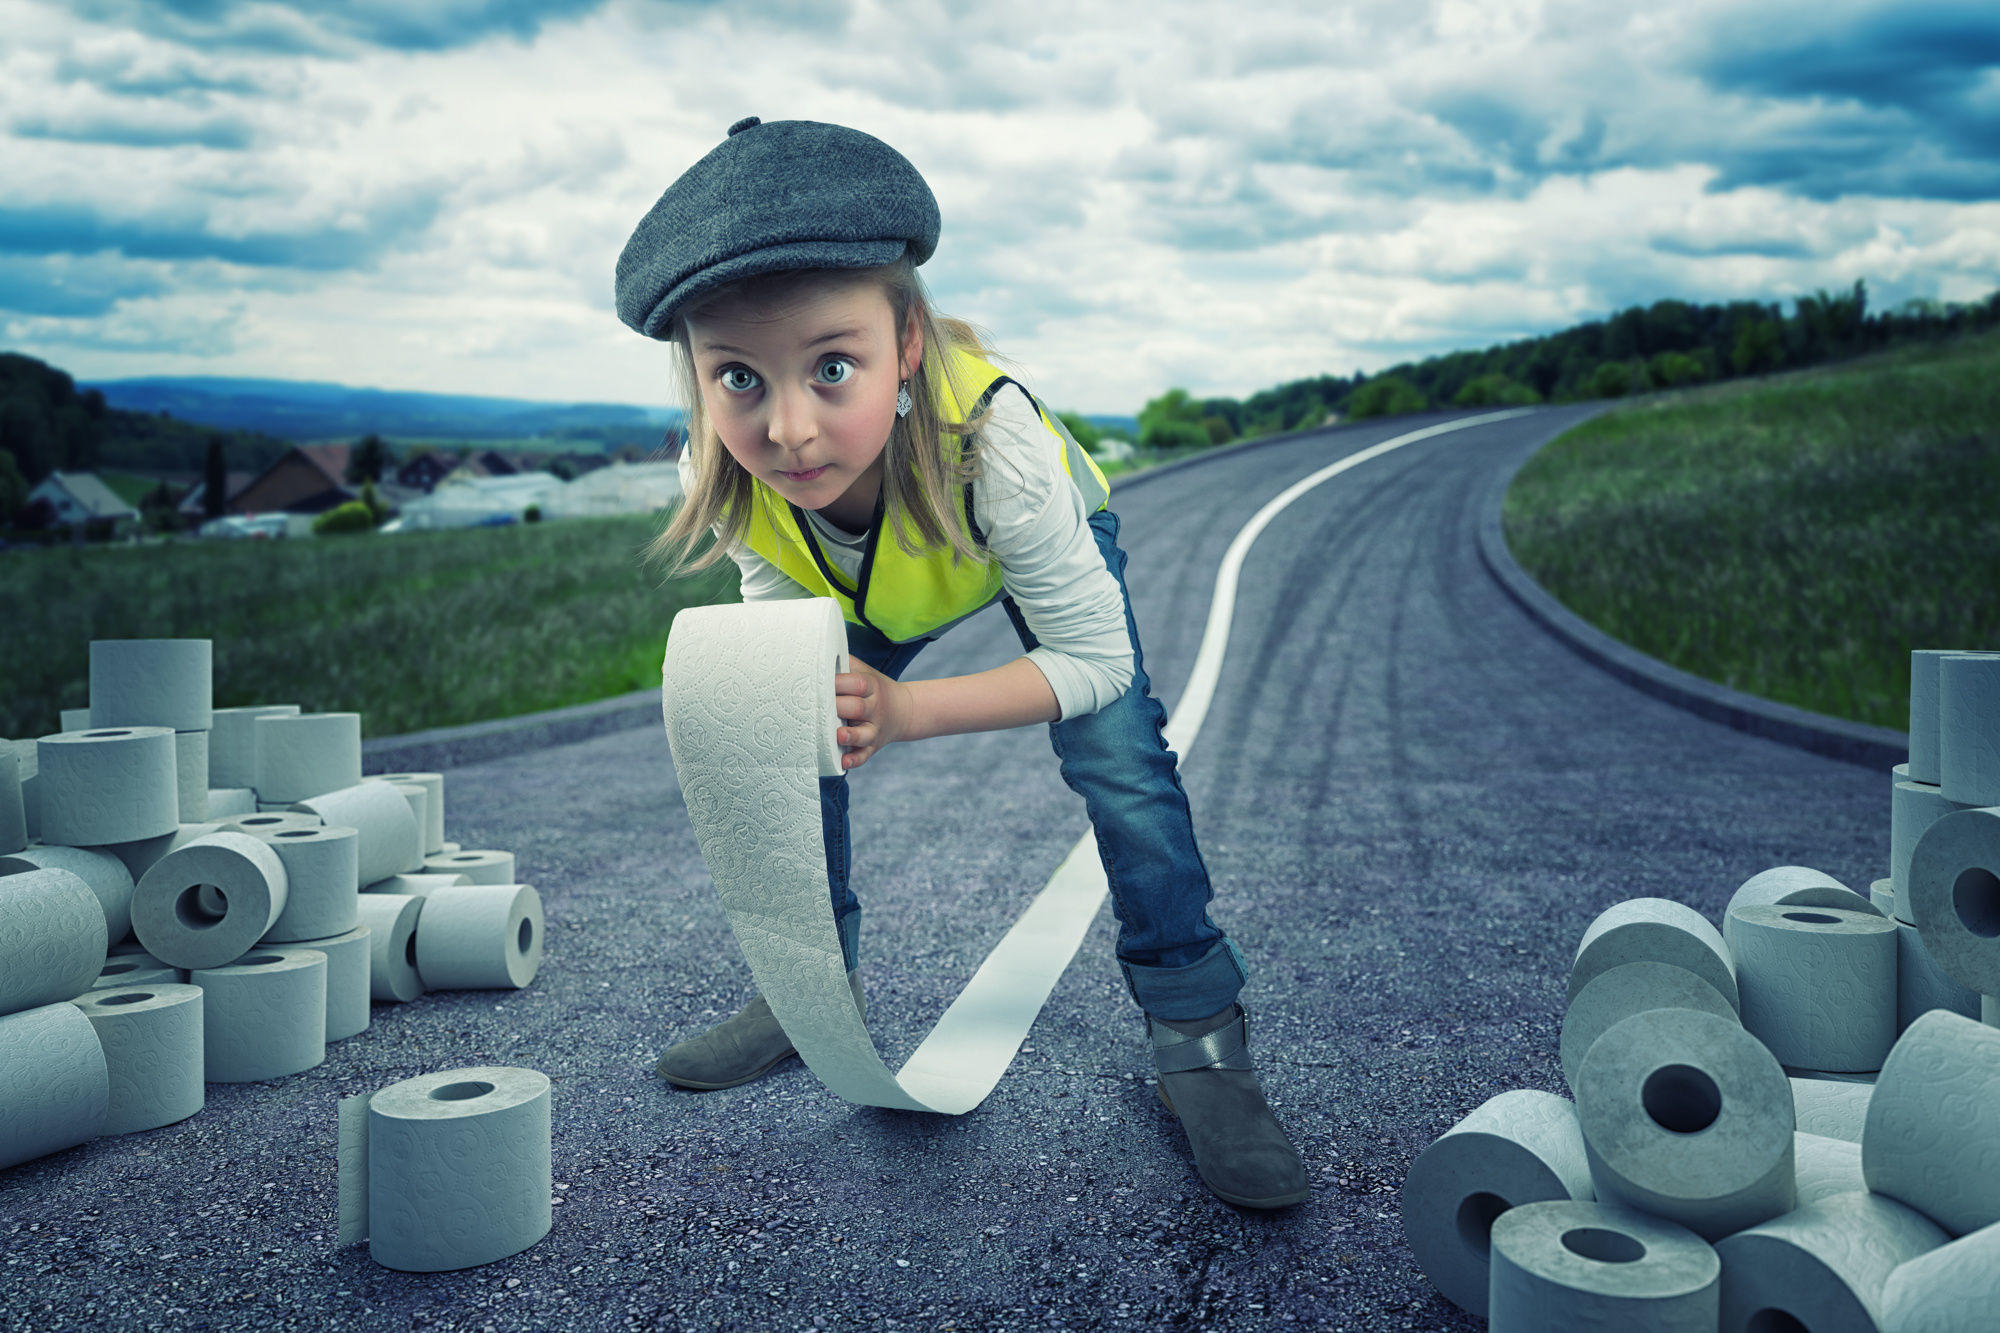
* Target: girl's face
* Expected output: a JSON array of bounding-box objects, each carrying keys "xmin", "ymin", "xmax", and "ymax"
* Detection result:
[{"xmin": 688, "ymin": 279, "xmax": 922, "ymax": 516}]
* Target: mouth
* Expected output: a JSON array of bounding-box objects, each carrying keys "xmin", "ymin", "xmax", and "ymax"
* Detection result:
[{"xmin": 779, "ymin": 465, "xmax": 829, "ymax": 481}]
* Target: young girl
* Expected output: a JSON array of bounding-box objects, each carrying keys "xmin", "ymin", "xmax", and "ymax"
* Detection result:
[{"xmin": 614, "ymin": 116, "xmax": 1307, "ymax": 1210}]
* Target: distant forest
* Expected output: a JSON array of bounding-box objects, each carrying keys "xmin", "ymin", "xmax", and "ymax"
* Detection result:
[
  {"xmin": 5, "ymin": 277, "xmax": 1999, "ymax": 515},
  {"xmin": 1133, "ymin": 279, "xmax": 2000, "ymax": 448}
]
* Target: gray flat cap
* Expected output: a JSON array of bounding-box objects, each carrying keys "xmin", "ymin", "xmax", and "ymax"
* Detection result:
[{"xmin": 614, "ymin": 116, "xmax": 940, "ymax": 342}]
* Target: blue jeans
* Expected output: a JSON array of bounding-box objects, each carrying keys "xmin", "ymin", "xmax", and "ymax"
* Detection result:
[{"xmin": 818, "ymin": 507, "xmax": 1249, "ymax": 1023}]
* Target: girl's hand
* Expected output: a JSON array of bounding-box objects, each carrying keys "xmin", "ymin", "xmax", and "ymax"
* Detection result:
[{"xmin": 835, "ymin": 656, "xmax": 912, "ymax": 772}]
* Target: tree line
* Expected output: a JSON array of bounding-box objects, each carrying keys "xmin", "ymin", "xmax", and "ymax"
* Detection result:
[{"xmin": 1124, "ymin": 280, "xmax": 2000, "ymax": 449}]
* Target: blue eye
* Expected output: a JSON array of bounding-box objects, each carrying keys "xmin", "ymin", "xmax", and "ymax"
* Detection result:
[{"xmin": 718, "ymin": 357, "xmax": 853, "ymax": 393}]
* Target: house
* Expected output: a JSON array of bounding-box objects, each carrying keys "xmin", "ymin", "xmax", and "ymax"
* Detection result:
[
  {"xmin": 228, "ymin": 442, "xmax": 360, "ymax": 516},
  {"xmin": 395, "ymin": 450, "xmax": 459, "ymax": 494},
  {"xmin": 174, "ymin": 470, "xmax": 259, "ymax": 522},
  {"xmin": 436, "ymin": 448, "xmax": 523, "ymax": 486},
  {"xmin": 22, "ymin": 470, "xmax": 141, "ymax": 536}
]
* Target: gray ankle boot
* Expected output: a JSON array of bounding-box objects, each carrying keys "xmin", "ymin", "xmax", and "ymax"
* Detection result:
[{"xmin": 655, "ymin": 969, "xmax": 866, "ymax": 1090}]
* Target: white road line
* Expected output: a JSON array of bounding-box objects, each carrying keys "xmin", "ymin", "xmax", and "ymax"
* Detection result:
[{"xmin": 893, "ymin": 407, "xmax": 1538, "ymax": 1107}]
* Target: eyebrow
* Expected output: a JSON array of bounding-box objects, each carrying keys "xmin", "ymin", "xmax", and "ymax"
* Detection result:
[{"xmin": 699, "ymin": 326, "xmax": 868, "ymax": 357}]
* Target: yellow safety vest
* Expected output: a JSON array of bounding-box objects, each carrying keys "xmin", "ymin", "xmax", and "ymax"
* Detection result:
[{"xmin": 737, "ymin": 344, "xmax": 1111, "ymax": 644}]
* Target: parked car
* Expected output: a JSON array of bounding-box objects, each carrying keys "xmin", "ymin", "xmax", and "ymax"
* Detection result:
[{"xmin": 198, "ymin": 514, "xmax": 290, "ymax": 540}]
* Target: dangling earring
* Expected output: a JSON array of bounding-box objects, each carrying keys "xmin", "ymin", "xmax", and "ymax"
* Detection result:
[{"xmin": 895, "ymin": 380, "xmax": 913, "ymax": 418}]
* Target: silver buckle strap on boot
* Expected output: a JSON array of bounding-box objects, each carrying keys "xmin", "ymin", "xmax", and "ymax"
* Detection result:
[{"xmin": 1150, "ymin": 1004, "xmax": 1254, "ymax": 1074}]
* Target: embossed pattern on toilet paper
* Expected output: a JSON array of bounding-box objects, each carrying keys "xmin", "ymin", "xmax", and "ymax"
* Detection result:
[{"xmin": 662, "ymin": 596, "xmax": 1078, "ymax": 1116}]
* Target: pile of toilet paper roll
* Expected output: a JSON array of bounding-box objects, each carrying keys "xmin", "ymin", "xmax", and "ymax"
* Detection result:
[
  {"xmin": 0, "ymin": 637, "xmax": 551, "ymax": 1269},
  {"xmin": 1402, "ymin": 647, "xmax": 2000, "ymax": 1330}
]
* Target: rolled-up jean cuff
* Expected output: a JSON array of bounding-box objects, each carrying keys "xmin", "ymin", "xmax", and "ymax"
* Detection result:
[
  {"xmin": 835, "ymin": 905, "xmax": 862, "ymax": 974},
  {"xmin": 1120, "ymin": 937, "xmax": 1248, "ymax": 1021}
]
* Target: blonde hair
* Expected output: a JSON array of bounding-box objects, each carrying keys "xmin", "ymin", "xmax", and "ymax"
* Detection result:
[{"xmin": 639, "ymin": 255, "xmax": 1024, "ymax": 585}]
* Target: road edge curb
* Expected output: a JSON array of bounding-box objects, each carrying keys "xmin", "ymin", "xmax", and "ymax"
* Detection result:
[{"xmin": 1475, "ymin": 431, "xmax": 1907, "ymax": 773}]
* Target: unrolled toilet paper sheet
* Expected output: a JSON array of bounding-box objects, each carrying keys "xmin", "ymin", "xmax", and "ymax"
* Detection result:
[{"xmin": 661, "ymin": 597, "xmax": 1102, "ymax": 1115}]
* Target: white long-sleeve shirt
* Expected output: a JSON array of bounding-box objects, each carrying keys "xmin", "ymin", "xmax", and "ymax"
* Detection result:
[{"xmin": 679, "ymin": 380, "xmax": 1135, "ymax": 721}]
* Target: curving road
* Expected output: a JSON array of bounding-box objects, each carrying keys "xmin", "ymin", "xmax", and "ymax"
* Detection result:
[{"xmin": 2, "ymin": 404, "xmax": 1902, "ymax": 1331}]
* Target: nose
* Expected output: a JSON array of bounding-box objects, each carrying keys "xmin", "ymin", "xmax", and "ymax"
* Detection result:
[{"xmin": 766, "ymin": 376, "xmax": 816, "ymax": 454}]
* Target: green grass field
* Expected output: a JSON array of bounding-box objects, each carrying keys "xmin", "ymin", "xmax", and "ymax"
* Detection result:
[
  {"xmin": 0, "ymin": 446, "xmax": 1194, "ymax": 743},
  {"xmin": 1501, "ymin": 326, "xmax": 2000, "ymax": 732}
]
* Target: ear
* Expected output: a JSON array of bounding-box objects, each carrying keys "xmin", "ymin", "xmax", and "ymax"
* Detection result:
[{"xmin": 900, "ymin": 303, "xmax": 924, "ymax": 380}]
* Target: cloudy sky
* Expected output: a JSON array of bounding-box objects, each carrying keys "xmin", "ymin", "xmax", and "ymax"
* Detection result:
[{"xmin": 3, "ymin": 0, "xmax": 1997, "ymax": 416}]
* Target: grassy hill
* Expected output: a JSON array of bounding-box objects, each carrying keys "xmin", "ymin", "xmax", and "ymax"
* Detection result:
[{"xmin": 1502, "ymin": 326, "xmax": 2000, "ymax": 731}]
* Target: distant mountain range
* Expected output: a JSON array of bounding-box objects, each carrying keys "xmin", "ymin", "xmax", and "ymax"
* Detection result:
[
  {"xmin": 80, "ymin": 375, "xmax": 684, "ymax": 447},
  {"xmin": 78, "ymin": 374, "xmax": 1140, "ymax": 449}
]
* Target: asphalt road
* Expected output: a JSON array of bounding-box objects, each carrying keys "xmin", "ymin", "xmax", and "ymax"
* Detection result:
[{"xmin": 1, "ymin": 404, "xmax": 1903, "ymax": 1332}]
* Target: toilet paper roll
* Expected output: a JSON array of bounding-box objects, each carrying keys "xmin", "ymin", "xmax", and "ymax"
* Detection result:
[
  {"xmin": 1986, "ymin": 994, "xmax": 1997, "ymax": 1028},
  {"xmin": 365, "ymin": 871, "xmax": 471, "ymax": 896},
  {"xmin": 1792, "ymin": 1131, "xmax": 1866, "ymax": 1205},
  {"xmin": 6, "ymin": 738, "xmax": 39, "ymax": 845},
  {"xmin": 412, "ymin": 883, "xmax": 543, "ymax": 990},
  {"xmin": 0, "ymin": 844, "xmax": 135, "ymax": 947},
  {"xmin": 420, "ymin": 849, "xmax": 514, "ymax": 884},
  {"xmin": 130, "ymin": 830, "xmax": 289, "ymax": 970},
  {"xmin": 1907, "ymin": 806, "xmax": 2000, "ymax": 995},
  {"xmin": 1783, "ymin": 1066, "xmax": 1878, "ymax": 1085},
  {"xmin": 370, "ymin": 771, "xmax": 443, "ymax": 854},
  {"xmin": 60, "ymin": 708, "xmax": 91, "ymax": 732},
  {"xmin": 92, "ymin": 962, "xmax": 179, "ymax": 990},
  {"xmin": 1561, "ymin": 961, "xmax": 1738, "ymax": 1096},
  {"xmin": 1938, "ymin": 654, "xmax": 2000, "ymax": 806},
  {"xmin": 1909, "ymin": 651, "xmax": 1955, "ymax": 786},
  {"xmin": 1575, "ymin": 1006, "xmax": 1796, "ymax": 1241},
  {"xmin": 670, "ymin": 596, "xmax": 1007, "ymax": 1113},
  {"xmin": 438, "ymin": 841, "xmax": 460, "ymax": 855},
  {"xmin": 1881, "ymin": 1217, "xmax": 2000, "ymax": 1333},
  {"xmin": 174, "ymin": 729, "xmax": 208, "ymax": 822},
  {"xmin": 1790, "ymin": 1077, "xmax": 1872, "ymax": 1144},
  {"xmin": 254, "ymin": 712, "xmax": 361, "ymax": 804},
  {"xmin": 37, "ymin": 727, "xmax": 180, "ymax": 846},
  {"xmin": 214, "ymin": 810, "xmax": 323, "ymax": 840},
  {"xmin": 1716, "ymin": 1189, "xmax": 1946, "ymax": 1331},
  {"xmin": 1722, "ymin": 866, "xmax": 1875, "ymax": 951},
  {"xmin": 90, "ymin": 639, "xmax": 212, "ymax": 732},
  {"xmin": 68, "ymin": 982, "xmax": 204, "ymax": 1134},
  {"xmin": 1893, "ymin": 781, "xmax": 1971, "ymax": 904},
  {"xmin": 209, "ymin": 705, "xmax": 300, "ymax": 790},
  {"xmin": 1400, "ymin": 1088, "xmax": 1595, "ymax": 1316},
  {"xmin": 1487, "ymin": 1198, "xmax": 1719, "ymax": 1332},
  {"xmin": 1864, "ymin": 1009, "xmax": 2000, "ymax": 1236},
  {"xmin": 0, "ymin": 1000, "xmax": 108, "ymax": 1169},
  {"xmin": 291, "ymin": 926, "xmax": 371, "ymax": 1042},
  {"xmin": 204, "ymin": 787, "xmax": 255, "ymax": 818},
  {"xmin": 1728, "ymin": 903, "xmax": 1897, "ymax": 1071},
  {"xmin": 189, "ymin": 947, "xmax": 326, "ymax": 1082},
  {"xmin": 1, "ymin": 748, "xmax": 23, "ymax": 855},
  {"xmin": 1871, "ymin": 877, "xmax": 1906, "ymax": 925},
  {"xmin": 388, "ymin": 782, "xmax": 427, "ymax": 858},
  {"xmin": 1897, "ymin": 916, "xmax": 1981, "ymax": 1033},
  {"xmin": 101, "ymin": 820, "xmax": 229, "ymax": 887},
  {"xmin": 0, "ymin": 866, "xmax": 107, "ymax": 1018},
  {"xmin": 251, "ymin": 825, "xmax": 359, "ymax": 942},
  {"xmin": 1909, "ymin": 650, "xmax": 2000, "ymax": 786},
  {"xmin": 353, "ymin": 893, "xmax": 425, "ymax": 1002},
  {"xmin": 288, "ymin": 779, "xmax": 421, "ymax": 886},
  {"xmin": 1569, "ymin": 898, "xmax": 1739, "ymax": 1016},
  {"xmin": 340, "ymin": 1066, "xmax": 552, "ymax": 1271}
]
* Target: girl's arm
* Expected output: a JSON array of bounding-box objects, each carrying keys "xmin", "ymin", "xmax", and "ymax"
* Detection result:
[
  {"xmin": 900, "ymin": 655, "xmax": 1060, "ymax": 741},
  {"xmin": 835, "ymin": 655, "xmax": 1058, "ymax": 772}
]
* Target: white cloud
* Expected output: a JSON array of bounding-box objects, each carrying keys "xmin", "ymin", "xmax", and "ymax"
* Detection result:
[{"xmin": 0, "ymin": 0, "xmax": 1994, "ymax": 415}]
